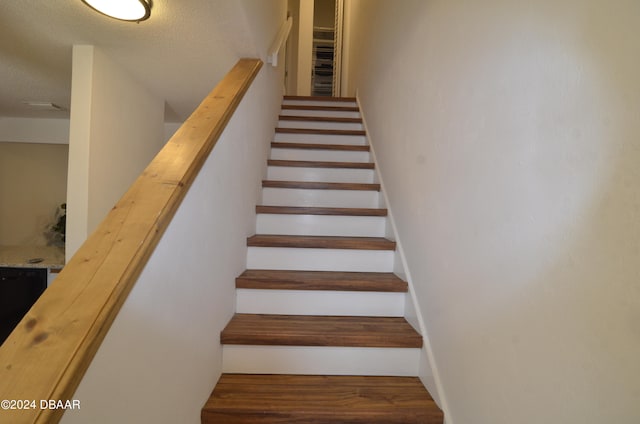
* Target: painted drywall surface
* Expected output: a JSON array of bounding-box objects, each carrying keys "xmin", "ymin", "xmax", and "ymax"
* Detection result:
[
  {"xmin": 65, "ymin": 46, "xmax": 92, "ymax": 260},
  {"xmin": 0, "ymin": 117, "xmax": 69, "ymax": 144},
  {"xmin": 66, "ymin": 45, "xmax": 165, "ymax": 261},
  {"xmin": 0, "ymin": 142, "xmax": 68, "ymax": 245},
  {"xmin": 238, "ymin": 0, "xmax": 288, "ymax": 94},
  {"xmin": 240, "ymin": 0, "xmax": 288, "ymax": 58},
  {"xmin": 340, "ymin": 0, "xmax": 352, "ymax": 97},
  {"xmin": 286, "ymin": 0, "xmax": 300, "ymax": 94},
  {"xmin": 345, "ymin": 0, "xmax": 640, "ymax": 423},
  {"xmin": 86, "ymin": 47, "xmax": 165, "ymax": 236},
  {"xmin": 60, "ymin": 66, "xmax": 282, "ymax": 423},
  {"xmin": 164, "ymin": 122, "xmax": 182, "ymax": 143},
  {"xmin": 297, "ymin": 0, "xmax": 314, "ymax": 96}
]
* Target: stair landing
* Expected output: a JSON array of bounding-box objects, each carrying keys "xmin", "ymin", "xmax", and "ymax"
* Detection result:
[{"xmin": 202, "ymin": 374, "xmax": 444, "ymax": 424}]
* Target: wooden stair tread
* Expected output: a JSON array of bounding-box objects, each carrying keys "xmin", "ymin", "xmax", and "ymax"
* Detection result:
[
  {"xmin": 279, "ymin": 115, "xmax": 363, "ymax": 124},
  {"xmin": 268, "ymin": 159, "xmax": 374, "ymax": 169},
  {"xmin": 220, "ymin": 314, "xmax": 422, "ymax": 347},
  {"xmin": 255, "ymin": 205, "xmax": 387, "ymax": 216},
  {"xmin": 202, "ymin": 374, "xmax": 443, "ymax": 424},
  {"xmin": 271, "ymin": 142, "xmax": 369, "ymax": 151},
  {"xmin": 262, "ymin": 180, "xmax": 380, "ymax": 191},
  {"xmin": 247, "ymin": 235, "xmax": 396, "ymax": 250},
  {"xmin": 202, "ymin": 97, "xmax": 445, "ymax": 424},
  {"xmin": 276, "ymin": 128, "xmax": 366, "ymax": 136},
  {"xmin": 282, "ymin": 104, "xmax": 360, "ymax": 112},
  {"xmin": 284, "ymin": 95, "xmax": 357, "ymax": 102},
  {"xmin": 236, "ymin": 270, "xmax": 406, "ymax": 292}
]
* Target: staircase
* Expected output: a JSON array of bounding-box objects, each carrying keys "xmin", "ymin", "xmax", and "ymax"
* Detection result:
[{"xmin": 201, "ymin": 96, "xmax": 444, "ymax": 423}]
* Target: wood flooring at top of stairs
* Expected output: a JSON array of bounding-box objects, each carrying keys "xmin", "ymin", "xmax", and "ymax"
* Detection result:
[
  {"xmin": 247, "ymin": 234, "xmax": 396, "ymax": 250},
  {"xmin": 220, "ymin": 314, "xmax": 422, "ymax": 347},
  {"xmin": 236, "ymin": 270, "xmax": 407, "ymax": 292},
  {"xmin": 202, "ymin": 374, "xmax": 444, "ymax": 424}
]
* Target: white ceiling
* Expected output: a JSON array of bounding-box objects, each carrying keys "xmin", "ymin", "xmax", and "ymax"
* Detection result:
[{"xmin": 0, "ymin": 1, "xmax": 262, "ymax": 122}]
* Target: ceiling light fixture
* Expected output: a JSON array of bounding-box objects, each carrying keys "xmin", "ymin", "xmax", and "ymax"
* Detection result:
[{"xmin": 81, "ymin": 0, "xmax": 151, "ymax": 22}]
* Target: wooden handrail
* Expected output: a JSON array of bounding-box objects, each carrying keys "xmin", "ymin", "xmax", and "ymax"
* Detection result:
[
  {"xmin": 0, "ymin": 58, "xmax": 263, "ymax": 424},
  {"xmin": 267, "ymin": 16, "xmax": 293, "ymax": 67}
]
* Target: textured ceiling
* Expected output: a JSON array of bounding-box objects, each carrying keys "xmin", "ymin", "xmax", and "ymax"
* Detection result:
[{"xmin": 0, "ymin": 1, "xmax": 261, "ymax": 121}]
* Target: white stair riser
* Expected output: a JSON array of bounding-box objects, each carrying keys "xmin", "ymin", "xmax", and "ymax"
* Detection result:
[
  {"xmin": 236, "ymin": 289, "xmax": 405, "ymax": 316},
  {"xmin": 280, "ymin": 109, "xmax": 361, "ymax": 119},
  {"xmin": 267, "ymin": 166, "xmax": 374, "ymax": 183},
  {"xmin": 278, "ymin": 120, "xmax": 363, "ymax": 131},
  {"xmin": 282, "ymin": 100, "xmax": 357, "ymax": 107},
  {"xmin": 262, "ymin": 188, "xmax": 379, "ymax": 208},
  {"xmin": 246, "ymin": 247, "xmax": 394, "ymax": 272},
  {"xmin": 222, "ymin": 346, "xmax": 420, "ymax": 376},
  {"xmin": 256, "ymin": 214, "xmax": 386, "ymax": 237},
  {"xmin": 271, "ymin": 148, "xmax": 371, "ymax": 162},
  {"xmin": 274, "ymin": 133, "xmax": 367, "ymax": 145}
]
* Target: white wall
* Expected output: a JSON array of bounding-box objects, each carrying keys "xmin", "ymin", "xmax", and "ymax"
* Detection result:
[
  {"xmin": 296, "ymin": 0, "xmax": 314, "ymax": 96},
  {"xmin": 240, "ymin": 0, "xmax": 288, "ymax": 58},
  {"xmin": 0, "ymin": 117, "xmax": 69, "ymax": 144},
  {"xmin": 286, "ymin": 0, "xmax": 300, "ymax": 95},
  {"xmin": 66, "ymin": 45, "xmax": 165, "ymax": 261},
  {"xmin": 60, "ymin": 2, "xmax": 286, "ymax": 422},
  {"xmin": 345, "ymin": 1, "xmax": 640, "ymax": 423}
]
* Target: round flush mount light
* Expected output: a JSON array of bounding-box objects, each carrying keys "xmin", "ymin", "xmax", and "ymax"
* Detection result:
[{"xmin": 81, "ymin": 0, "xmax": 151, "ymax": 22}]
